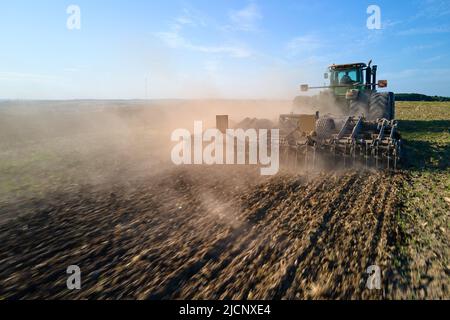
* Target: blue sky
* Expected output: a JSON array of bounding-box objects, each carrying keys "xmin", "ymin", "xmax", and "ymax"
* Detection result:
[{"xmin": 0, "ymin": 0, "xmax": 449, "ymax": 99}]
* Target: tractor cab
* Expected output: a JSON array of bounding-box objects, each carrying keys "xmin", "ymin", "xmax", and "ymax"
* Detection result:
[
  {"xmin": 324, "ymin": 61, "xmax": 386, "ymax": 100},
  {"xmin": 328, "ymin": 62, "xmax": 367, "ymax": 97},
  {"xmin": 296, "ymin": 60, "xmax": 392, "ymax": 120}
]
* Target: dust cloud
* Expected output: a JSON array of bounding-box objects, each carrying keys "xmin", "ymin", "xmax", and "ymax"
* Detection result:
[
  {"xmin": 0, "ymin": 99, "xmax": 293, "ymax": 208},
  {"xmin": 0, "ymin": 99, "xmax": 412, "ymax": 300}
]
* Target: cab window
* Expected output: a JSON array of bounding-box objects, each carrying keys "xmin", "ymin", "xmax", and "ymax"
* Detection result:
[
  {"xmin": 331, "ymin": 69, "xmax": 360, "ymax": 85},
  {"xmin": 338, "ymin": 70, "xmax": 357, "ymax": 83}
]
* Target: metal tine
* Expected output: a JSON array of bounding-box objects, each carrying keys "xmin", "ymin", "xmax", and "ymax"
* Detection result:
[
  {"xmin": 313, "ymin": 145, "xmax": 316, "ymax": 169},
  {"xmin": 394, "ymin": 144, "xmax": 398, "ymax": 170},
  {"xmin": 294, "ymin": 147, "xmax": 298, "ymax": 170},
  {"xmin": 387, "ymin": 144, "xmax": 390, "ymax": 170},
  {"xmin": 375, "ymin": 146, "xmax": 379, "ymax": 169},
  {"xmin": 365, "ymin": 142, "xmax": 369, "ymax": 169},
  {"xmin": 305, "ymin": 144, "xmax": 308, "ymax": 170},
  {"xmin": 352, "ymin": 144, "xmax": 356, "ymax": 165}
]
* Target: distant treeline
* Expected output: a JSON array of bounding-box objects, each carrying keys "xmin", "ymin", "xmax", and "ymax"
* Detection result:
[{"xmin": 395, "ymin": 93, "xmax": 450, "ymax": 102}]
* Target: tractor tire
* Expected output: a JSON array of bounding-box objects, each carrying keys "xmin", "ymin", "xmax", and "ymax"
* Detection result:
[
  {"xmin": 349, "ymin": 100, "xmax": 369, "ymax": 117},
  {"xmin": 389, "ymin": 92, "xmax": 396, "ymax": 119},
  {"xmin": 315, "ymin": 118, "xmax": 335, "ymax": 140},
  {"xmin": 349, "ymin": 92, "xmax": 369, "ymax": 117},
  {"xmin": 369, "ymin": 92, "xmax": 394, "ymax": 120}
]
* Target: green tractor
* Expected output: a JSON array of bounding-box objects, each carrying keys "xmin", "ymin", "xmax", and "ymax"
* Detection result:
[
  {"xmin": 215, "ymin": 60, "xmax": 401, "ymax": 169},
  {"xmin": 293, "ymin": 60, "xmax": 395, "ymax": 121},
  {"xmin": 278, "ymin": 60, "xmax": 401, "ymax": 169}
]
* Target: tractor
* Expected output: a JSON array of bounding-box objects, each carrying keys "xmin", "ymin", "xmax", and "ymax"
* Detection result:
[
  {"xmin": 216, "ymin": 60, "xmax": 402, "ymax": 170},
  {"xmin": 278, "ymin": 60, "xmax": 401, "ymax": 169}
]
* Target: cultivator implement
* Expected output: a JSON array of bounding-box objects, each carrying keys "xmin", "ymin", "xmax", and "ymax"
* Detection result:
[{"xmin": 280, "ymin": 116, "xmax": 401, "ymax": 170}]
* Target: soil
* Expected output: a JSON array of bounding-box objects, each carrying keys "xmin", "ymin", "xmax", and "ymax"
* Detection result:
[{"xmin": 0, "ymin": 166, "xmax": 405, "ymax": 299}]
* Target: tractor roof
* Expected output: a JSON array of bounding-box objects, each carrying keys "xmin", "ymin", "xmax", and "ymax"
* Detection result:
[{"xmin": 329, "ymin": 62, "xmax": 367, "ymax": 70}]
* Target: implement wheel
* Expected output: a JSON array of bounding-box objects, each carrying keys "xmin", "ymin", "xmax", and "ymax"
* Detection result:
[{"xmin": 315, "ymin": 118, "xmax": 335, "ymax": 140}]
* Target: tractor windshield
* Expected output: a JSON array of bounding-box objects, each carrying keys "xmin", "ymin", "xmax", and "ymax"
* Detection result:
[{"xmin": 330, "ymin": 69, "xmax": 360, "ymax": 86}]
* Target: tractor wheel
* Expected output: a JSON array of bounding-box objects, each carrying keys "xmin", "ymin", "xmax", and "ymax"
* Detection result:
[
  {"xmin": 388, "ymin": 92, "xmax": 396, "ymax": 119},
  {"xmin": 369, "ymin": 92, "xmax": 394, "ymax": 120},
  {"xmin": 349, "ymin": 100, "xmax": 369, "ymax": 117},
  {"xmin": 349, "ymin": 92, "xmax": 369, "ymax": 117},
  {"xmin": 315, "ymin": 118, "xmax": 335, "ymax": 140}
]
